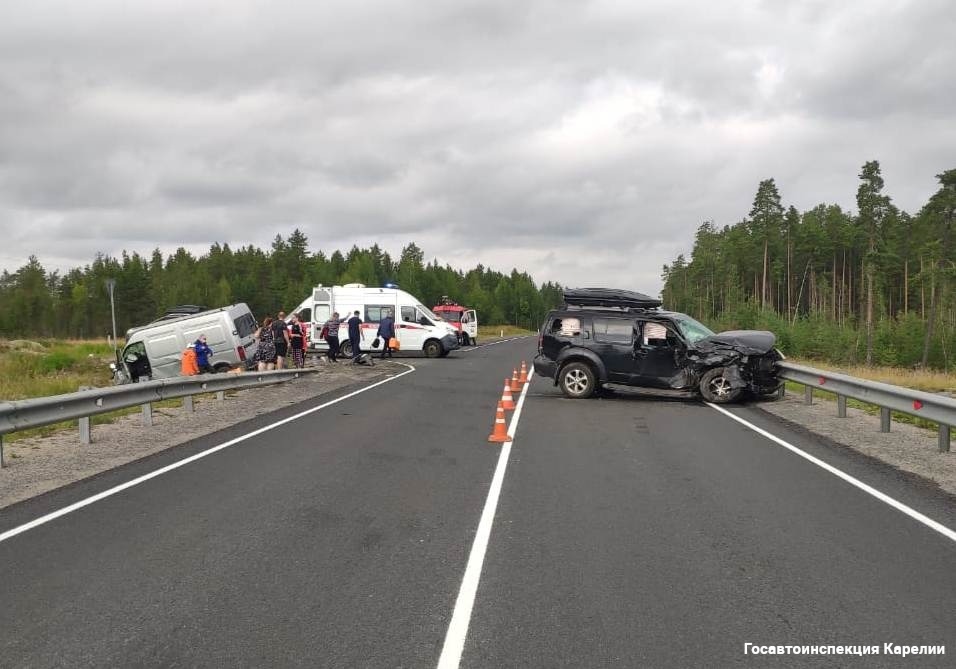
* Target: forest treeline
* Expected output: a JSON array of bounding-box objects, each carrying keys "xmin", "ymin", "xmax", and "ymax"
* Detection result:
[
  {"xmin": 662, "ymin": 163, "xmax": 956, "ymax": 369},
  {"xmin": 0, "ymin": 234, "xmax": 562, "ymax": 339}
]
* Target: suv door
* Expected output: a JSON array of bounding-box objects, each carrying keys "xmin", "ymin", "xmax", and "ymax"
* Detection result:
[
  {"xmin": 633, "ymin": 320, "xmax": 685, "ymax": 388},
  {"xmin": 592, "ymin": 317, "xmax": 639, "ymax": 382}
]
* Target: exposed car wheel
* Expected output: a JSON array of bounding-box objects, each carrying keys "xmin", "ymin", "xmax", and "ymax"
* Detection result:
[
  {"xmin": 213, "ymin": 363, "xmax": 232, "ymax": 373},
  {"xmin": 559, "ymin": 362, "xmax": 596, "ymax": 399},
  {"xmin": 423, "ymin": 340, "xmax": 442, "ymax": 358},
  {"xmin": 699, "ymin": 367, "xmax": 743, "ymax": 403},
  {"xmin": 339, "ymin": 341, "xmax": 353, "ymax": 358}
]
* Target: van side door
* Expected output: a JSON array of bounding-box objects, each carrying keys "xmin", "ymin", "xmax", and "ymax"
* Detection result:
[{"xmin": 397, "ymin": 305, "xmax": 428, "ymax": 351}]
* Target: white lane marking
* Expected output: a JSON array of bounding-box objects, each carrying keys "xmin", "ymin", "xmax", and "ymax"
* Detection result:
[
  {"xmin": 707, "ymin": 402, "xmax": 956, "ymax": 544},
  {"xmin": 0, "ymin": 365, "xmax": 417, "ymax": 545},
  {"xmin": 437, "ymin": 369, "xmax": 535, "ymax": 669},
  {"xmin": 459, "ymin": 336, "xmax": 534, "ymax": 352}
]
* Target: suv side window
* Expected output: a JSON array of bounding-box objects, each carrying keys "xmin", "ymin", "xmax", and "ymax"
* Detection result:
[
  {"xmin": 639, "ymin": 321, "xmax": 680, "ymax": 348},
  {"xmin": 593, "ymin": 318, "xmax": 633, "ymax": 344},
  {"xmin": 549, "ymin": 316, "xmax": 582, "ymax": 337}
]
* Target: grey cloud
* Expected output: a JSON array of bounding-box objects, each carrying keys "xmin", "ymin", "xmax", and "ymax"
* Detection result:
[{"xmin": 1, "ymin": 0, "xmax": 954, "ymax": 296}]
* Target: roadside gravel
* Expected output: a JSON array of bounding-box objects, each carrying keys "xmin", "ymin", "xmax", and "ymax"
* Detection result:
[
  {"xmin": 0, "ymin": 358, "xmax": 405, "ymax": 509},
  {"xmin": 757, "ymin": 392, "xmax": 956, "ymax": 497}
]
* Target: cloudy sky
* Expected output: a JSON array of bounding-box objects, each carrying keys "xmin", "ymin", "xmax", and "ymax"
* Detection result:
[{"xmin": 1, "ymin": 0, "xmax": 954, "ymax": 295}]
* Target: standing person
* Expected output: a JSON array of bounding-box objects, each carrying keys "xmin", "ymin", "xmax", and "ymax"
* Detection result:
[
  {"xmin": 255, "ymin": 316, "xmax": 277, "ymax": 371},
  {"xmin": 288, "ymin": 312, "xmax": 306, "ymax": 369},
  {"xmin": 347, "ymin": 310, "xmax": 362, "ymax": 361},
  {"xmin": 194, "ymin": 334, "xmax": 214, "ymax": 373},
  {"xmin": 377, "ymin": 309, "xmax": 396, "ymax": 359},
  {"xmin": 323, "ymin": 312, "xmax": 348, "ymax": 362},
  {"xmin": 272, "ymin": 311, "xmax": 291, "ymax": 369}
]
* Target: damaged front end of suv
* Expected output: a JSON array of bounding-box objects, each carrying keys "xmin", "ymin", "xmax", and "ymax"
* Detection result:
[{"xmin": 681, "ymin": 330, "xmax": 784, "ymax": 402}]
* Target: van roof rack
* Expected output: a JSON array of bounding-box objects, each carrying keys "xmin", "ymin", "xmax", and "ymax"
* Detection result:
[{"xmin": 562, "ymin": 288, "xmax": 662, "ymax": 310}]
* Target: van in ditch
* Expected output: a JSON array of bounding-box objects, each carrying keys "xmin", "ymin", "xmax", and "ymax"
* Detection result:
[
  {"xmin": 111, "ymin": 303, "xmax": 259, "ymax": 383},
  {"xmin": 288, "ymin": 284, "xmax": 461, "ymax": 358}
]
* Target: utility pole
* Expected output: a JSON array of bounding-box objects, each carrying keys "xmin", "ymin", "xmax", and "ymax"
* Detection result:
[{"xmin": 106, "ymin": 278, "xmax": 118, "ymax": 352}]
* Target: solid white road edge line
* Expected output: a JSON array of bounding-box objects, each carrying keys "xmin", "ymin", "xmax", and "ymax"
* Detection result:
[
  {"xmin": 707, "ymin": 402, "xmax": 956, "ymax": 544},
  {"xmin": 0, "ymin": 364, "xmax": 417, "ymax": 545},
  {"xmin": 437, "ymin": 369, "xmax": 535, "ymax": 669}
]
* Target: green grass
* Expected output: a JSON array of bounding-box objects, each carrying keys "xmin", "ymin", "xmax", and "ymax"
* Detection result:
[
  {"xmin": 0, "ymin": 338, "xmax": 124, "ymax": 443},
  {"xmin": 478, "ymin": 325, "xmax": 536, "ymax": 338},
  {"xmin": 0, "ymin": 338, "xmax": 116, "ymax": 401}
]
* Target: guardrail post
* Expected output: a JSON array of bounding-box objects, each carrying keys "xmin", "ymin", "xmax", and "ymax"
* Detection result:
[
  {"xmin": 183, "ymin": 395, "xmax": 194, "ymax": 413},
  {"xmin": 837, "ymin": 395, "xmax": 847, "ymax": 418},
  {"xmin": 142, "ymin": 402, "xmax": 153, "ymax": 426},
  {"xmin": 804, "ymin": 386, "xmax": 813, "ymax": 405},
  {"xmin": 216, "ymin": 391, "xmax": 225, "ymax": 401},
  {"xmin": 777, "ymin": 385, "xmax": 786, "ymax": 400},
  {"xmin": 880, "ymin": 407, "xmax": 891, "ymax": 433},
  {"xmin": 940, "ymin": 425, "xmax": 951, "ymax": 453},
  {"xmin": 79, "ymin": 416, "xmax": 91, "ymax": 444},
  {"xmin": 0, "ymin": 435, "xmax": 4, "ymax": 469}
]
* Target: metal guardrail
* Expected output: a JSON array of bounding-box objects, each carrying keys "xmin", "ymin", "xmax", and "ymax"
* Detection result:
[
  {"xmin": 0, "ymin": 369, "xmax": 317, "ymax": 468},
  {"xmin": 776, "ymin": 361, "xmax": 954, "ymax": 453}
]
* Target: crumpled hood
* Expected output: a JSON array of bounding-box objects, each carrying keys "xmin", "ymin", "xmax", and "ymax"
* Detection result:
[{"xmin": 695, "ymin": 330, "xmax": 777, "ymax": 355}]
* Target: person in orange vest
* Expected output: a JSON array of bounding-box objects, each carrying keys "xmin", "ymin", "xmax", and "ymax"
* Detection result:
[{"xmin": 180, "ymin": 343, "xmax": 199, "ymax": 376}]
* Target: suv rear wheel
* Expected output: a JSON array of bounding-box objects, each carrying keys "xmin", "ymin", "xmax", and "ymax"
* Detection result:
[
  {"xmin": 559, "ymin": 362, "xmax": 596, "ymax": 399},
  {"xmin": 699, "ymin": 367, "xmax": 742, "ymax": 403}
]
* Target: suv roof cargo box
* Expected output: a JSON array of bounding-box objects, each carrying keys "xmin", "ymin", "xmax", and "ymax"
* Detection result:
[{"xmin": 562, "ymin": 288, "xmax": 662, "ymax": 309}]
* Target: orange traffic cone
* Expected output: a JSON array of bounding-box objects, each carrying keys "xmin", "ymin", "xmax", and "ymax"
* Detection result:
[
  {"xmin": 487, "ymin": 403, "xmax": 513, "ymax": 443},
  {"xmin": 510, "ymin": 368, "xmax": 522, "ymax": 392},
  {"xmin": 500, "ymin": 378, "xmax": 516, "ymax": 410},
  {"xmin": 518, "ymin": 361, "xmax": 528, "ymax": 384}
]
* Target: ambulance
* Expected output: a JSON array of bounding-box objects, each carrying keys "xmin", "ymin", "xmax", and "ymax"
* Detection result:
[{"xmin": 289, "ymin": 284, "xmax": 461, "ymax": 358}]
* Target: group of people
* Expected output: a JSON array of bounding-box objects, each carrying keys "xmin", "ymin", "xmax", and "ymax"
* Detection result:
[
  {"xmin": 322, "ymin": 309, "xmax": 396, "ymax": 363},
  {"xmin": 253, "ymin": 311, "xmax": 308, "ymax": 371},
  {"xmin": 250, "ymin": 309, "xmax": 398, "ymax": 369},
  {"xmin": 180, "ymin": 334, "xmax": 216, "ymax": 375}
]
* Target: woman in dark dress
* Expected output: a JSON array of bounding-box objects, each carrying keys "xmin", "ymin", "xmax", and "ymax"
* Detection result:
[
  {"xmin": 289, "ymin": 313, "xmax": 306, "ymax": 368},
  {"xmin": 255, "ymin": 316, "xmax": 277, "ymax": 371}
]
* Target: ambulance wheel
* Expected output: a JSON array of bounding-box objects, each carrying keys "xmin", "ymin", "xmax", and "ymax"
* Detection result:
[
  {"xmin": 339, "ymin": 341, "xmax": 353, "ymax": 358},
  {"xmin": 423, "ymin": 340, "xmax": 442, "ymax": 358}
]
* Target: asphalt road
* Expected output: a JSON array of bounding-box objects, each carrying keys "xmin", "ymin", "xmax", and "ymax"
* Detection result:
[{"xmin": 2, "ymin": 338, "xmax": 955, "ymax": 668}]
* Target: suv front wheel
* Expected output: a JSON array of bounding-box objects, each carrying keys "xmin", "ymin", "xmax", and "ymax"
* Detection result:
[
  {"xmin": 699, "ymin": 367, "xmax": 742, "ymax": 403},
  {"xmin": 559, "ymin": 361, "xmax": 596, "ymax": 399}
]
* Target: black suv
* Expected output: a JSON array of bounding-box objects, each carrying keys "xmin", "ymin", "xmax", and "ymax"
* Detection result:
[{"xmin": 533, "ymin": 288, "xmax": 783, "ymax": 403}]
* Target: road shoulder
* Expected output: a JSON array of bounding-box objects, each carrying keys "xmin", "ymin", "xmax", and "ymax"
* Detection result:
[
  {"xmin": 757, "ymin": 394, "xmax": 956, "ymax": 497},
  {"xmin": 0, "ymin": 360, "xmax": 403, "ymax": 510}
]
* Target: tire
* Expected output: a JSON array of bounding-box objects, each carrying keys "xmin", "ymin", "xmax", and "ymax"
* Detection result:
[
  {"xmin": 460, "ymin": 334, "xmax": 470, "ymax": 346},
  {"xmin": 423, "ymin": 340, "xmax": 442, "ymax": 358},
  {"xmin": 213, "ymin": 363, "xmax": 232, "ymax": 373},
  {"xmin": 339, "ymin": 341, "xmax": 353, "ymax": 358},
  {"xmin": 559, "ymin": 362, "xmax": 596, "ymax": 399},
  {"xmin": 699, "ymin": 367, "xmax": 743, "ymax": 403}
]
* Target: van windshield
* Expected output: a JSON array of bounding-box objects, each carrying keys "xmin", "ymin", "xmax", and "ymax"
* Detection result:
[
  {"xmin": 417, "ymin": 304, "xmax": 440, "ymax": 321},
  {"xmin": 234, "ymin": 313, "xmax": 257, "ymax": 338}
]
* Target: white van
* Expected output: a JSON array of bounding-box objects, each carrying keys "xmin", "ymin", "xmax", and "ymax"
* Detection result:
[
  {"xmin": 289, "ymin": 284, "xmax": 461, "ymax": 358},
  {"xmin": 111, "ymin": 303, "xmax": 259, "ymax": 383}
]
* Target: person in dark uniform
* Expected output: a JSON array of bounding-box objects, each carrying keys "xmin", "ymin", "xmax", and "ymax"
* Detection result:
[
  {"xmin": 377, "ymin": 309, "xmax": 395, "ymax": 359},
  {"xmin": 347, "ymin": 310, "xmax": 362, "ymax": 360}
]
